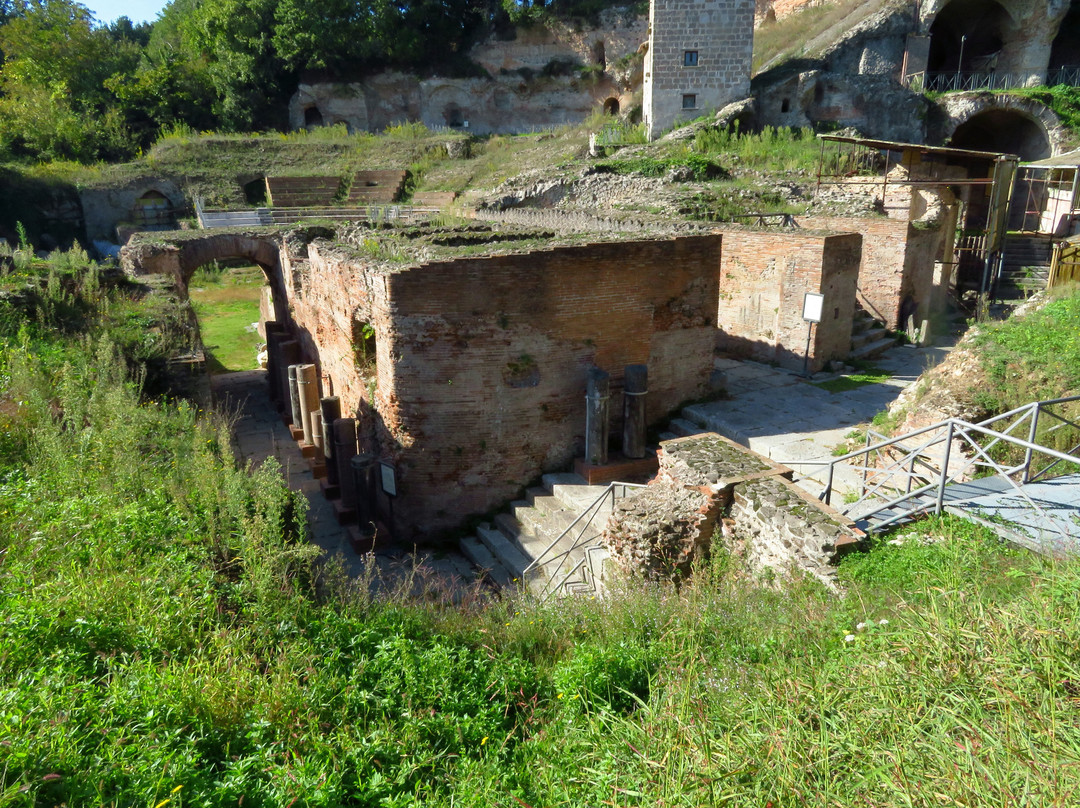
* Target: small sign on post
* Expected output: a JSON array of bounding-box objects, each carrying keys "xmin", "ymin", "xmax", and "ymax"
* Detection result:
[{"xmin": 801, "ymin": 292, "xmax": 825, "ymax": 378}]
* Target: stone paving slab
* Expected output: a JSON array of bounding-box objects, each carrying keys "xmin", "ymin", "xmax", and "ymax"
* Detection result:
[{"xmin": 695, "ymin": 341, "xmax": 956, "ymax": 499}]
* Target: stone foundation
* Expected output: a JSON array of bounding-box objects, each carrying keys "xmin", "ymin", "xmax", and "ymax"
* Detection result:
[{"xmin": 602, "ymin": 433, "xmax": 863, "ymax": 584}]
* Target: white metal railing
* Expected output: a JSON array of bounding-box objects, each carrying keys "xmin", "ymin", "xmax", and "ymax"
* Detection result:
[
  {"xmin": 905, "ymin": 67, "xmax": 1080, "ymax": 93},
  {"xmin": 802, "ymin": 396, "xmax": 1080, "ymax": 541},
  {"xmin": 195, "ymin": 198, "xmax": 441, "ymax": 229},
  {"xmin": 523, "ymin": 481, "xmax": 646, "ymax": 601}
]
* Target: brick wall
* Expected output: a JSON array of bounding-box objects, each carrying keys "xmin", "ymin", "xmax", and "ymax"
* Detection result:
[
  {"xmin": 714, "ymin": 229, "xmax": 860, "ymax": 370},
  {"xmin": 293, "ymin": 235, "xmax": 722, "ymax": 541},
  {"xmin": 644, "ymin": 0, "xmax": 755, "ymax": 138},
  {"xmin": 802, "ymin": 216, "xmax": 918, "ymax": 329}
]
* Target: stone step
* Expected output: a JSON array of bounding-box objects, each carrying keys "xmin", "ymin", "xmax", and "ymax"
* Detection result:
[
  {"xmin": 492, "ymin": 511, "xmax": 553, "ymax": 559},
  {"xmin": 850, "ymin": 326, "xmax": 889, "ymax": 350},
  {"xmin": 658, "ymin": 430, "xmax": 678, "ymax": 442},
  {"xmin": 476, "ymin": 523, "xmax": 534, "ymax": 581},
  {"xmin": 668, "ymin": 417, "xmax": 704, "ymax": 437},
  {"xmin": 542, "ymin": 473, "xmax": 610, "ymax": 512},
  {"xmin": 459, "ymin": 535, "xmax": 517, "ymax": 590},
  {"xmin": 849, "ymin": 335, "xmax": 899, "ymax": 362}
]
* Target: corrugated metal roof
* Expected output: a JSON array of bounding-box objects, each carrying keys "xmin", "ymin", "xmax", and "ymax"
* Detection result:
[{"xmin": 817, "ymin": 134, "xmax": 1015, "ymax": 161}]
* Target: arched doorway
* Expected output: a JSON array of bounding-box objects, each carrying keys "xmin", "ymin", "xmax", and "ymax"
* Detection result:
[
  {"xmin": 304, "ymin": 106, "xmax": 324, "ymax": 129},
  {"xmin": 132, "ymin": 190, "xmax": 175, "ymax": 230},
  {"xmin": 603, "ymin": 97, "xmax": 620, "ymax": 116},
  {"xmin": 950, "ymin": 109, "xmax": 1051, "ymax": 160},
  {"xmin": 188, "ymin": 258, "xmax": 271, "ymax": 373},
  {"xmin": 443, "ymin": 103, "xmax": 465, "ymax": 128}
]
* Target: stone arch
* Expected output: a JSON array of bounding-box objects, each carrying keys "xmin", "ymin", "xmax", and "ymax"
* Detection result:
[
  {"xmin": 121, "ymin": 233, "xmax": 288, "ymax": 323},
  {"xmin": 937, "ymin": 94, "xmax": 1064, "ymax": 158},
  {"xmin": 951, "ymin": 109, "xmax": 1050, "ymax": 159},
  {"xmin": 132, "ymin": 189, "xmax": 175, "ymax": 230},
  {"xmin": 603, "ymin": 97, "xmax": 620, "ymax": 116},
  {"xmin": 303, "ymin": 105, "xmax": 324, "ymax": 128}
]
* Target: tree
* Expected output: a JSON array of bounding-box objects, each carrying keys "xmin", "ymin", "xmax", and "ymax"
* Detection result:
[{"xmin": 0, "ymin": 0, "xmax": 141, "ymax": 160}]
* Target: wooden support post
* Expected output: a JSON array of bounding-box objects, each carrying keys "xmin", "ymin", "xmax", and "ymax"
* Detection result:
[
  {"xmin": 585, "ymin": 368, "xmax": 610, "ymax": 466},
  {"xmin": 622, "ymin": 364, "xmax": 648, "ymax": 459}
]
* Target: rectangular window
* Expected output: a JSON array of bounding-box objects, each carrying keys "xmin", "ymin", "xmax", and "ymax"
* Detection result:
[
  {"xmin": 683, "ymin": 50, "xmax": 698, "ymax": 67},
  {"xmin": 682, "ymin": 94, "xmax": 697, "ymax": 110}
]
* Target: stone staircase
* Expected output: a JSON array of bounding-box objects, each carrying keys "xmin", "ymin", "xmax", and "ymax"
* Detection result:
[
  {"xmin": 848, "ymin": 305, "xmax": 899, "ymax": 362},
  {"xmin": 459, "ymin": 472, "xmax": 637, "ymax": 598},
  {"xmin": 999, "ymin": 234, "xmax": 1052, "ymax": 299}
]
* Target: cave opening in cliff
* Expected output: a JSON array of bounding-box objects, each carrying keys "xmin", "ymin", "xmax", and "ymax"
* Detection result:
[
  {"xmin": 950, "ymin": 109, "xmax": 1050, "ymax": 161},
  {"xmin": 303, "ymin": 106, "xmax": 324, "ymax": 129},
  {"xmin": 1050, "ymin": 1, "xmax": 1080, "ymax": 72},
  {"xmin": 603, "ymin": 97, "xmax": 620, "ymax": 115},
  {"xmin": 927, "ymin": 0, "xmax": 1012, "ymax": 74}
]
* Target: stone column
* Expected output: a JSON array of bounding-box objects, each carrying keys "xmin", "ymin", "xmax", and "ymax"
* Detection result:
[
  {"xmin": 297, "ymin": 363, "xmax": 320, "ymax": 446},
  {"xmin": 351, "ymin": 453, "xmax": 377, "ymax": 530},
  {"xmin": 320, "ymin": 396, "xmax": 342, "ymax": 487},
  {"xmin": 264, "ymin": 322, "xmax": 285, "ymax": 402},
  {"xmin": 287, "ymin": 364, "xmax": 303, "ymax": 428},
  {"xmin": 278, "ymin": 341, "xmax": 300, "ymax": 420},
  {"xmin": 585, "ymin": 368, "xmax": 610, "ymax": 466},
  {"xmin": 622, "ymin": 364, "xmax": 648, "ymax": 459},
  {"xmin": 310, "ymin": 411, "xmax": 324, "ymax": 453},
  {"xmin": 333, "ymin": 418, "xmax": 359, "ymax": 510}
]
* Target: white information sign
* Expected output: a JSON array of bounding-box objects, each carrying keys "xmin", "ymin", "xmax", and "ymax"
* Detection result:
[{"xmin": 802, "ymin": 292, "xmax": 825, "ymax": 324}]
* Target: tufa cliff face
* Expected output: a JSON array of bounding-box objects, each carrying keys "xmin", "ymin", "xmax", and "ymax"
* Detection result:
[{"xmin": 290, "ymin": 11, "xmax": 650, "ymax": 135}]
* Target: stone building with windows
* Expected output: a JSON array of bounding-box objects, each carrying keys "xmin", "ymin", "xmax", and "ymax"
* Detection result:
[{"xmin": 642, "ymin": 0, "xmax": 756, "ymax": 139}]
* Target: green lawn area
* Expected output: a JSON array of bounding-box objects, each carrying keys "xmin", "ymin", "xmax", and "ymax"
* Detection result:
[{"xmin": 189, "ymin": 265, "xmax": 265, "ymax": 373}]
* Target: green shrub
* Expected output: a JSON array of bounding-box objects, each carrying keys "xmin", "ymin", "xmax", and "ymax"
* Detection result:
[{"xmin": 553, "ymin": 640, "xmax": 657, "ymax": 714}]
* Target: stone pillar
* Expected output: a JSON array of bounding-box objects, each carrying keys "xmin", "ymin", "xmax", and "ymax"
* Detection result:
[
  {"xmin": 287, "ymin": 364, "xmax": 303, "ymax": 428},
  {"xmin": 320, "ymin": 396, "xmax": 342, "ymax": 487},
  {"xmin": 585, "ymin": 368, "xmax": 610, "ymax": 466},
  {"xmin": 622, "ymin": 364, "xmax": 648, "ymax": 459},
  {"xmin": 278, "ymin": 341, "xmax": 300, "ymax": 420},
  {"xmin": 297, "ymin": 363, "xmax": 320, "ymax": 446},
  {"xmin": 264, "ymin": 322, "xmax": 285, "ymax": 402},
  {"xmin": 351, "ymin": 453, "xmax": 377, "ymax": 530},
  {"xmin": 310, "ymin": 411, "xmax": 324, "ymax": 453},
  {"xmin": 333, "ymin": 418, "xmax": 359, "ymax": 510}
]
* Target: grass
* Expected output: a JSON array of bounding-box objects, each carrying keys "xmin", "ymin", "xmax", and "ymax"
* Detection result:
[
  {"xmin": 189, "ymin": 264, "xmax": 266, "ymax": 373},
  {"xmin": 751, "ymin": 0, "xmax": 885, "ymax": 74},
  {"xmin": 5, "ymin": 227, "xmax": 1080, "ymax": 807},
  {"xmin": 813, "ymin": 363, "xmax": 891, "ymax": 393}
]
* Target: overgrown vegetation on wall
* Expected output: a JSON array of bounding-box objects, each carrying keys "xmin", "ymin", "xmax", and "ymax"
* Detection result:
[{"xmin": 2, "ymin": 252, "xmax": 1080, "ymax": 804}]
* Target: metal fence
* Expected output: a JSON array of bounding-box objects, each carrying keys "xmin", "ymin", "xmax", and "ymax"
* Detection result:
[{"xmin": 905, "ymin": 66, "xmax": 1080, "ymax": 93}]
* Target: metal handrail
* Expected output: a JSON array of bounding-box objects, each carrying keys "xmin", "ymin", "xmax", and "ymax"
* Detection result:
[
  {"xmin": 523, "ymin": 481, "xmax": 646, "ymax": 600},
  {"xmin": 813, "ymin": 396, "xmax": 1080, "ymax": 539}
]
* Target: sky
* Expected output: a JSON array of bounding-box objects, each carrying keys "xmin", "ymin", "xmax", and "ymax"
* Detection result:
[{"xmin": 83, "ymin": 0, "xmax": 169, "ymax": 25}]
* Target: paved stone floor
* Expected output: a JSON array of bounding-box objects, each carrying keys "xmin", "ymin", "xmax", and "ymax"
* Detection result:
[
  {"xmin": 684, "ymin": 339, "xmax": 957, "ymax": 499},
  {"xmin": 210, "ymin": 370, "xmax": 479, "ymax": 598}
]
